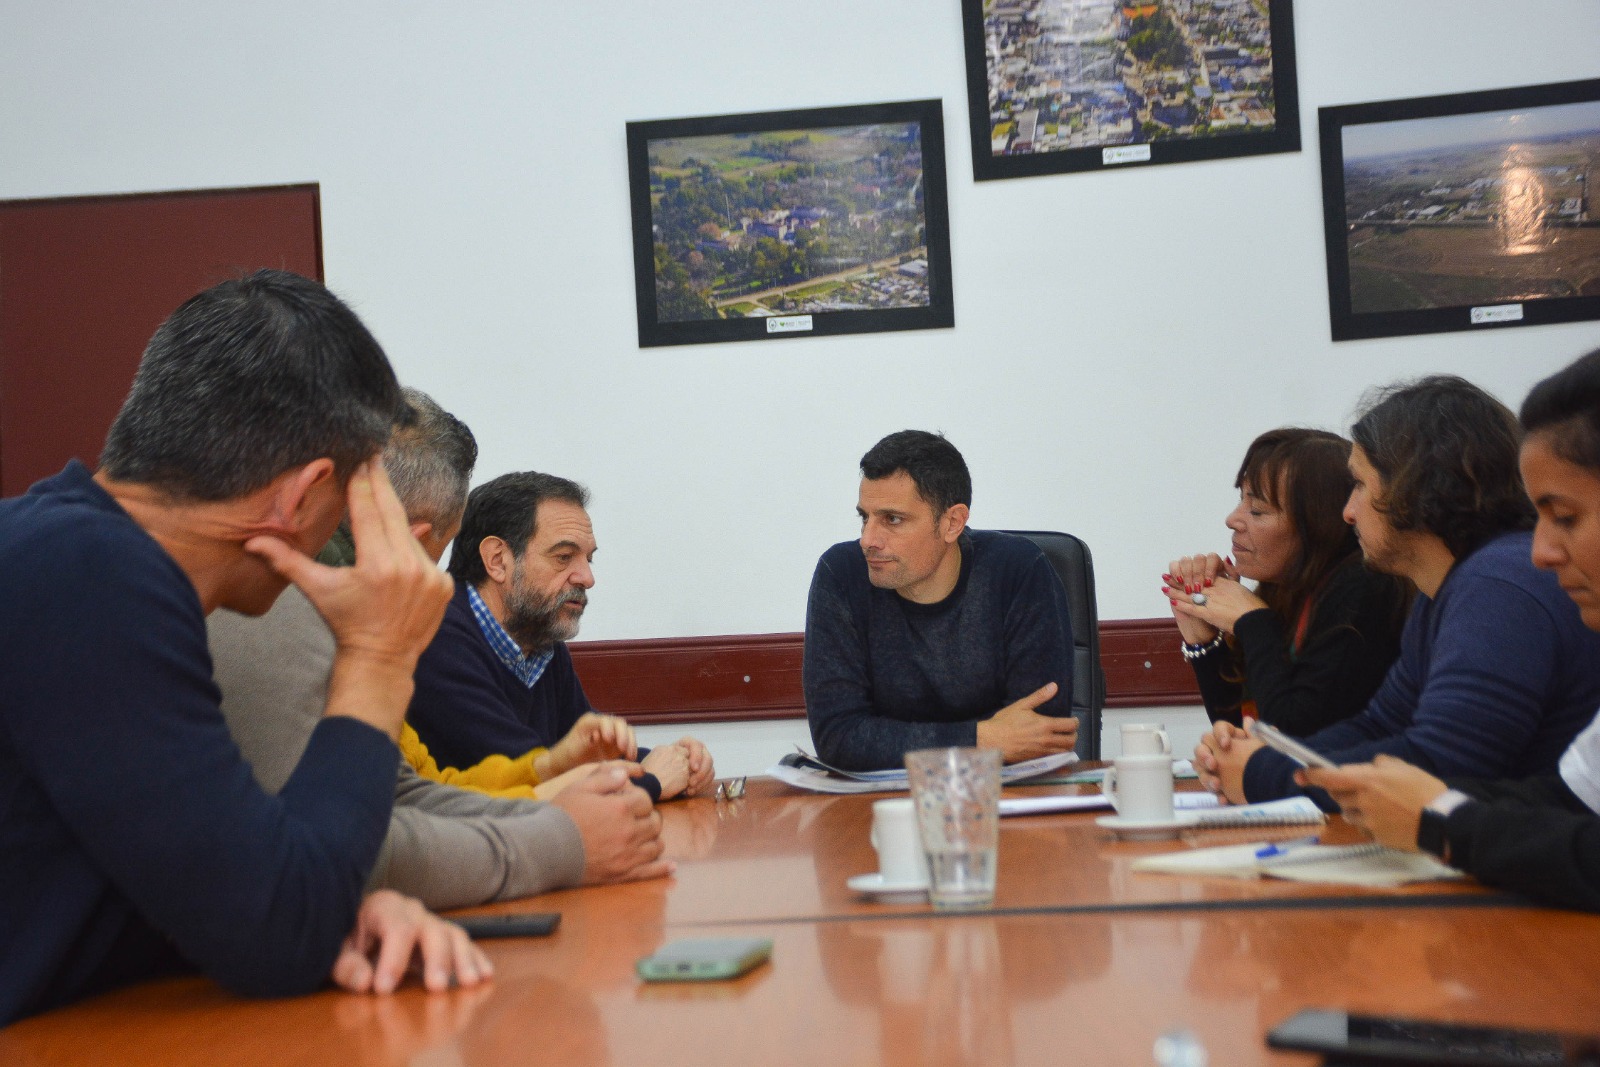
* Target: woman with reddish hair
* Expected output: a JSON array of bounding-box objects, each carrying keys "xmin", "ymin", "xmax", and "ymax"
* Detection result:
[{"xmin": 1164, "ymin": 428, "xmax": 1411, "ymax": 736}]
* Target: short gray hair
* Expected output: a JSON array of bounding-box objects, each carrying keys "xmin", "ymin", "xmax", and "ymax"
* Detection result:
[{"xmin": 383, "ymin": 388, "xmax": 477, "ymax": 530}]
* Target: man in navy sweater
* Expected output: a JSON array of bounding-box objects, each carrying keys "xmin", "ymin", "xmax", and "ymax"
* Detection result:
[
  {"xmin": 0, "ymin": 271, "xmax": 487, "ymax": 1027},
  {"xmin": 209, "ymin": 389, "xmax": 671, "ymax": 908},
  {"xmin": 406, "ymin": 472, "xmax": 715, "ymax": 800},
  {"xmin": 1196, "ymin": 376, "xmax": 1600, "ymax": 806},
  {"xmin": 1300, "ymin": 349, "xmax": 1600, "ymax": 911},
  {"xmin": 803, "ymin": 430, "xmax": 1077, "ymax": 771}
]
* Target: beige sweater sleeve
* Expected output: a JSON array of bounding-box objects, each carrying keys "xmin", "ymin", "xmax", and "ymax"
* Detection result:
[{"xmin": 208, "ymin": 588, "xmax": 585, "ymax": 909}]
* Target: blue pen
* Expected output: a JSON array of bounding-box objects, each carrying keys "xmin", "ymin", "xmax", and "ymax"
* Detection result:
[{"xmin": 1255, "ymin": 836, "xmax": 1320, "ymax": 859}]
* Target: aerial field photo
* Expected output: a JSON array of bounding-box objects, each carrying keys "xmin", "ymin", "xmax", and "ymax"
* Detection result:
[
  {"xmin": 1340, "ymin": 100, "xmax": 1600, "ymax": 314},
  {"xmin": 645, "ymin": 122, "xmax": 931, "ymax": 323}
]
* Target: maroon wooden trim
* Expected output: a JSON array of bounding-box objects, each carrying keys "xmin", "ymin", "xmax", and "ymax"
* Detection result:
[
  {"xmin": 569, "ymin": 618, "xmax": 1201, "ymax": 727},
  {"xmin": 568, "ymin": 633, "xmax": 806, "ymax": 727},
  {"xmin": 1098, "ymin": 617, "xmax": 1202, "ymax": 708}
]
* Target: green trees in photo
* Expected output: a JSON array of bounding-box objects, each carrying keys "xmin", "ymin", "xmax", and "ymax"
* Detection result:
[
  {"xmin": 653, "ymin": 244, "xmax": 714, "ymax": 321},
  {"xmin": 649, "ymin": 125, "xmax": 924, "ymax": 316},
  {"xmin": 1128, "ymin": 11, "xmax": 1188, "ymax": 69}
]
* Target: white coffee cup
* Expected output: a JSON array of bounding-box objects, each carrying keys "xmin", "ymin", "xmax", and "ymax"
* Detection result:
[
  {"xmin": 1102, "ymin": 753, "xmax": 1175, "ymax": 821},
  {"xmin": 1121, "ymin": 722, "xmax": 1170, "ymax": 756},
  {"xmin": 870, "ymin": 798, "xmax": 930, "ymax": 886}
]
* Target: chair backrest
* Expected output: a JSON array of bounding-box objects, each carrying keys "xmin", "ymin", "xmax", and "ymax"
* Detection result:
[{"xmin": 1000, "ymin": 530, "xmax": 1105, "ymax": 760}]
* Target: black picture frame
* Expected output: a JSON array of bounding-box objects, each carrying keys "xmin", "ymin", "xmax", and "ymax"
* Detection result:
[
  {"xmin": 626, "ymin": 99, "xmax": 955, "ymax": 348},
  {"xmin": 1320, "ymin": 78, "xmax": 1600, "ymax": 342},
  {"xmin": 961, "ymin": 0, "xmax": 1300, "ymax": 182}
]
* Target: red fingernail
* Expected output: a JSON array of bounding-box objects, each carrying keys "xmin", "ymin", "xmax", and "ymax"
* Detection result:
[
  {"xmin": 1226, "ymin": 556, "xmax": 1234, "ymax": 566},
  {"xmin": 1205, "ymin": 578, "xmax": 1213, "ymax": 587}
]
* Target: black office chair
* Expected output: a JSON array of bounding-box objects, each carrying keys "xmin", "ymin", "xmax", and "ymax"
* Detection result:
[{"xmin": 1001, "ymin": 530, "xmax": 1106, "ymax": 760}]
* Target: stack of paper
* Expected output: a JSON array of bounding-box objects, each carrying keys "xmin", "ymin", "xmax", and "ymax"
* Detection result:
[
  {"xmin": 766, "ymin": 749, "xmax": 1078, "ymax": 795},
  {"xmin": 1026, "ymin": 759, "xmax": 1198, "ymax": 786},
  {"xmin": 998, "ymin": 791, "xmax": 1223, "ymax": 817}
]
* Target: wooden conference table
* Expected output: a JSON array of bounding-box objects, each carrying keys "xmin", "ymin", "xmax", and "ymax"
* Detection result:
[{"xmin": 5, "ymin": 775, "xmax": 1600, "ymax": 1066}]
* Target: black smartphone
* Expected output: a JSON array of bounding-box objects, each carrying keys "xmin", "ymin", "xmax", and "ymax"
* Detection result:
[
  {"xmin": 1268, "ymin": 1008, "xmax": 1600, "ymax": 1066},
  {"xmin": 451, "ymin": 912, "xmax": 561, "ymax": 939}
]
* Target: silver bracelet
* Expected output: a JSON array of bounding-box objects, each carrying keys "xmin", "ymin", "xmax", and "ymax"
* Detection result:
[{"xmin": 1180, "ymin": 633, "xmax": 1225, "ymax": 661}]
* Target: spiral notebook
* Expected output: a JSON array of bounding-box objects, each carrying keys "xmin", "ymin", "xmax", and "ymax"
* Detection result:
[
  {"xmin": 1186, "ymin": 795, "xmax": 1327, "ymax": 828},
  {"xmin": 1131, "ymin": 839, "xmax": 1462, "ymax": 887}
]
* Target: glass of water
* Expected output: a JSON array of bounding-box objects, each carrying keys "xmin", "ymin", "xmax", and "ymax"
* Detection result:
[{"xmin": 904, "ymin": 747, "xmax": 1002, "ymax": 910}]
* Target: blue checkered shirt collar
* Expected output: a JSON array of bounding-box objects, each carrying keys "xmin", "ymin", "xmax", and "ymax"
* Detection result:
[{"xmin": 467, "ymin": 584, "xmax": 553, "ymax": 689}]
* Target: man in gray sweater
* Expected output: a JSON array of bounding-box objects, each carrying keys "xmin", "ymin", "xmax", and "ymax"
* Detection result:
[{"xmin": 208, "ymin": 389, "xmax": 671, "ymax": 907}]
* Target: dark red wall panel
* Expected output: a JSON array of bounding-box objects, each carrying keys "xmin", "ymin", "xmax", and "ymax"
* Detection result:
[
  {"xmin": 569, "ymin": 618, "xmax": 1199, "ymax": 726},
  {"xmin": 0, "ymin": 184, "xmax": 321, "ymax": 496}
]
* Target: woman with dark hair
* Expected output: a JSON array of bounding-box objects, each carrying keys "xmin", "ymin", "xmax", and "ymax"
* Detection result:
[
  {"xmin": 1165, "ymin": 428, "xmax": 1411, "ymax": 736},
  {"xmin": 1301, "ymin": 349, "xmax": 1600, "ymax": 912}
]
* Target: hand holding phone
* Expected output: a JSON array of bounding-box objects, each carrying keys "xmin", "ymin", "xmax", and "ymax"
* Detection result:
[{"xmin": 1247, "ymin": 719, "xmax": 1337, "ymax": 769}]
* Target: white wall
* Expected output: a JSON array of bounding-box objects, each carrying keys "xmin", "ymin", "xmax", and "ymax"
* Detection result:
[{"xmin": 5, "ymin": 1, "xmax": 1600, "ymax": 643}]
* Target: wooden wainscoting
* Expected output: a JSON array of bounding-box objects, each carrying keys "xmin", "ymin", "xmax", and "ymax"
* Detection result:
[
  {"xmin": 569, "ymin": 618, "xmax": 1199, "ymax": 726},
  {"xmin": 1098, "ymin": 618, "xmax": 1205, "ymax": 708}
]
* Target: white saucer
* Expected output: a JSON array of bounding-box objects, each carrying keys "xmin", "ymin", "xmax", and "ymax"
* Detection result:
[
  {"xmin": 847, "ymin": 872, "xmax": 929, "ymax": 899},
  {"xmin": 1095, "ymin": 811, "xmax": 1202, "ymax": 840}
]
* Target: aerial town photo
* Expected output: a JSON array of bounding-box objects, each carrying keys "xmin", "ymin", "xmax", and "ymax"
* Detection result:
[
  {"xmin": 981, "ymin": 0, "xmax": 1279, "ymax": 157},
  {"xmin": 647, "ymin": 123, "xmax": 931, "ymax": 323},
  {"xmin": 1341, "ymin": 101, "xmax": 1600, "ymax": 314}
]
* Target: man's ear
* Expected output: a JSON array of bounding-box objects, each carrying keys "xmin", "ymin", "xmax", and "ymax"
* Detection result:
[
  {"xmin": 940, "ymin": 503, "xmax": 970, "ymax": 543},
  {"xmin": 262, "ymin": 458, "xmax": 339, "ymax": 535},
  {"xmin": 409, "ymin": 521, "xmax": 434, "ymax": 543},
  {"xmin": 480, "ymin": 535, "xmax": 514, "ymax": 584}
]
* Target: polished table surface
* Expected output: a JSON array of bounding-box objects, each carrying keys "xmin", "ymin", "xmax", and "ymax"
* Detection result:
[
  {"xmin": 5, "ymin": 777, "xmax": 1599, "ymax": 1066},
  {"xmin": 642, "ymin": 779, "xmax": 1500, "ymax": 925}
]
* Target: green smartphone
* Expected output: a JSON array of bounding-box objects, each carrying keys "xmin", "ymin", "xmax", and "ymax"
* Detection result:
[{"xmin": 636, "ymin": 937, "xmax": 773, "ymax": 982}]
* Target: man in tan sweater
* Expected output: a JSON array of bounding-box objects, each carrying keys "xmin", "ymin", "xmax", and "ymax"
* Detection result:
[{"xmin": 208, "ymin": 389, "xmax": 671, "ymax": 908}]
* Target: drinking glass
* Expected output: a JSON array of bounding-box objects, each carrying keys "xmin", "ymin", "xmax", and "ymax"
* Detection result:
[{"xmin": 905, "ymin": 747, "xmax": 1002, "ymax": 910}]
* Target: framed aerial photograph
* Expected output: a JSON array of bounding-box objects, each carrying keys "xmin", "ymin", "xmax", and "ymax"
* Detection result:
[
  {"xmin": 1320, "ymin": 78, "xmax": 1600, "ymax": 342},
  {"xmin": 961, "ymin": 0, "xmax": 1300, "ymax": 182},
  {"xmin": 626, "ymin": 99, "xmax": 954, "ymax": 348}
]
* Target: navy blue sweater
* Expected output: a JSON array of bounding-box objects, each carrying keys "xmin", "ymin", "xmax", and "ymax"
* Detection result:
[
  {"xmin": 407, "ymin": 585, "xmax": 591, "ymax": 769},
  {"xmin": 803, "ymin": 530, "xmax": 1075, "ymax": 771},
  {"xmin": 1243, "ymin": 531, "xmax": 1600, "ymax": 804},
  {"xmin": 0, "ymin": 463, "xmax": 397, "ymax": 1026}
]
